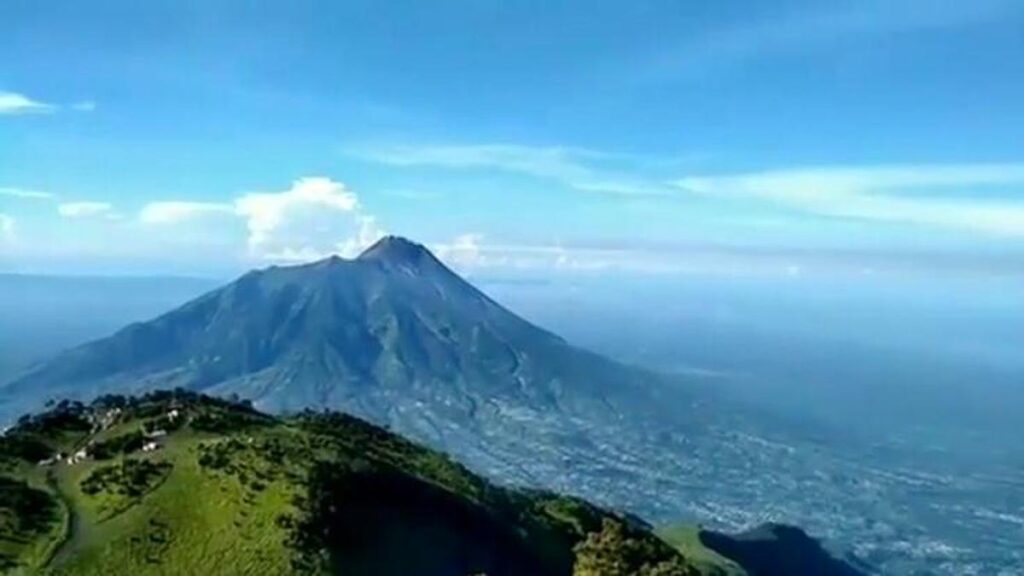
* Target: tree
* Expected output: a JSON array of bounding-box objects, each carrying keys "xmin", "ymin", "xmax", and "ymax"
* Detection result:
[{"xmin": 573, "ymin": 519, "xmax": 697, "ymax": 576}]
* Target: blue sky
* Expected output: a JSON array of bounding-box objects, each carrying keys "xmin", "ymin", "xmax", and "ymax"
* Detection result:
[{"xmin": 2, "ymin": 0, "xmax": 1023, "ymax": 276}]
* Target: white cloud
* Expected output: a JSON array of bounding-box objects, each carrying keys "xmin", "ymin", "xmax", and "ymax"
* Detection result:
[
  {"xmin": 0, "ymin": 92, "xmax": 55, "ymax": 115},
  {"xmin": 0, "ymin": 92, "xmax": 97, "ymax": 116},
  {"xmin": 352, "ymin": 143, "xmax": 670, "ymax": 196},
  {"xmin": 432, "ymin": 234, "xmax": 486, "ymax": 267},
  {"xmin": 139, "ymin": 201, "xmax": 234, "ymax": 225},
  {"xmin": 675, "ymin": 164, "xmax": 1024, "ymax": 237},
  {"xmin": 361, "ymin": 144, "xmax": 592, "ymax": 180},
  {"xmin": 136, "ymin": 178, "xmax": 384, "ymax": 261},
  {"xmin": 431, "ymin": 234, "xmax": 1024, "ymax": 278},
  {"xmin": 58, "ymin": 201, "xmax": 115, "ymax": 219},
  {"xmin": 234, "ymin": 177, "xmax": 384, "ymax": 260},
  {"xmin": 677, "ymin": 164, "xmax": 1024, "ymax": 199},
  {"xmin": 432, "ymin": 234, "xmax": 623, "ymax": 272},
  {"xmin": 338, "ymin": 215, "xmax": 386, "ymax": 259},
  {"xmin": 0, "ymin": 187, "xmax": 55, "ymax": 200}
]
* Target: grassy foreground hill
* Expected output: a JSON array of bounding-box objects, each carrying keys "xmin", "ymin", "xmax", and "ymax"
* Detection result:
[{"xmin": 0, "ymin": 390, "xmax": 736, "ymax": 576}]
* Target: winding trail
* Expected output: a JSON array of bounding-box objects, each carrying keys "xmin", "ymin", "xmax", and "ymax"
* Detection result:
[{"xmin": 41, "ymin": 472, "xmax": 81, "ymax": 569}]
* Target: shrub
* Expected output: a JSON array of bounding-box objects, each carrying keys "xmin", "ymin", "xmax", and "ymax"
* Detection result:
[
  {"xmin": 90, "ymin": 431, "xmax": 145, "ymax": 460},
  {"xmin": 573, "ymin": 519, "xmax": 697, "ymax": 576},
  {"xmin": 81, "ymin": 459, "xmax": 171, "ymax": 498}
]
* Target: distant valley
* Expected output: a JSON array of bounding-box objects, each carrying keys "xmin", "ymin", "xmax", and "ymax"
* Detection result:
[{"xmin": 0, "ymin": 274, "xmax": 219, "ymax": 383}]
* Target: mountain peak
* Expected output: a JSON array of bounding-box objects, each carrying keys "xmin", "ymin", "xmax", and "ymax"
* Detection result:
[{"xmin": 357, "ymin": 235, "xmax": 436, "ymax": 267}]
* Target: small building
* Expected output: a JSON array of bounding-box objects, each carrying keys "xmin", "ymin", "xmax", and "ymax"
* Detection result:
[
  {"xmin": 64, "ymin": 448, "xmax": 90, "ymax": 465},
  {"xmin": 37, "ymin": 453, "xmax": 62, "ymax": 466},
  {"xmin": 142, "ymin": 441, "xmax": 160, "ymax": 452}
]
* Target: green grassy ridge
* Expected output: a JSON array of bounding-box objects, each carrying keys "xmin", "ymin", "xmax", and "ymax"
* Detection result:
[
  {"xmin": 657, "ymin": 526, "xmax": 747, "ymax": 576},
  {"xmin": 0, "ymin": 390, "xmax": 713, "ymax": 576}
]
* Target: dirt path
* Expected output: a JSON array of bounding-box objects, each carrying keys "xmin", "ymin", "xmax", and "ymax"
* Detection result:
[{"xmin": 41, "ymin": 472, "xmax": 82, "ymax": 569}]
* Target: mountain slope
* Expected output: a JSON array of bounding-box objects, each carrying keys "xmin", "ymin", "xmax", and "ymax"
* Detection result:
[
  {"xmin": 696, "ymin": 524, "xmax": 871, "ymax": 576},
  {"xmin": 0, "ymin": 391, "xmax": 707, "ymax": 575},
  {"xmin": 3, "ymin": 237, "xmax": 659, "ymax": 416},
  {"xmin": 0, "ymin": 237, "xmax": 690, "ymax": 492},
  {"xmin": 658, "ymin": 524, "xmax": 869, "ymax": 576}
]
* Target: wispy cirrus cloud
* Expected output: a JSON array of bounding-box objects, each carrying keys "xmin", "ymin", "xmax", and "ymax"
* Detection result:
[
  {"xmin": 0, "ymin": 187, "xmax": 55, "ymax": 200},
  {"xmin": 139, "ymin": 201, "xmax": 234, "ymax": 225},
  {"xmin": 0, "ymin": 92, "xmax": 55, "ymax": 115},
  {"xmin": 432, "ymin": 233, "xmax": 626, "ymax": 272},
  {"xmin": 675, "ymin": 163, "xmax": 1024, "ymax": 237},
  {"xmin": 430, "ymin": 233, "xmax": 1024, "ymax": 278},
  {"xmin": 350, "ymin": 143, "xmax": 672, "ymax": 196},
  {"xmin": 58, "ymin": 201, "xmax": 117, "ymax": 219},
  {"xmin": 0, "ymin": 92, "xmax": 97, "ymax": 116},
  {"xmin": 355, "ymin": 142, "xmax": 1024, "ymax": 239}
]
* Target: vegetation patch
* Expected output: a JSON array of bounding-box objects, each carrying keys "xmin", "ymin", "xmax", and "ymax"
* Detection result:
[
  {"xmin": 190, "ymin": 407, "xmax": 272, "ymax": 434},
  {"xmin": 15, "ymin": 401, "xmax": 91, "ymax": 436},
  {"xmin": 196, "ymin": 434, "xmax": 304, "ymax": 497},
  {"xmin": 0, "ymin": 433, "xmax": 54, "ymax": 466},
  {"xmin": 573, "ymin": 518, "xmax": 700, "ymax": 576},
  {"xmin": 0, "ymin": 476, "xmax": 61, "ymax": 571},
  {"xmin": 289, "ymin": 462, "xmax": 558, "ymax": 576},
  {"xmin": 658, "ymin": 525, "xmax": 746, "ymax": 576},
  {"xmin": 89, "ymin": 431, "xmax": 146, "ymax": 460},
  {"xmin": 295, "ymin": 411, "xmax": 487, "ymax": 500},
  {"xmin": 80, "ymin": 458, "xmax": 172, "ymax": 519}
]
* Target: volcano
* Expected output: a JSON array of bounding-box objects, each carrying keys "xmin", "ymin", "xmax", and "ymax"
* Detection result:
[{"xmin": 2, "ymin": 237, "xmax": 679, "ymax": 476}]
